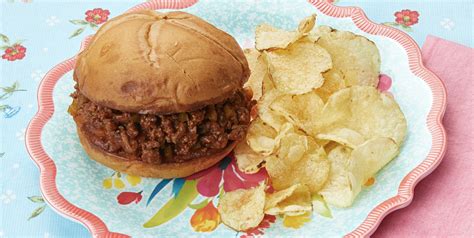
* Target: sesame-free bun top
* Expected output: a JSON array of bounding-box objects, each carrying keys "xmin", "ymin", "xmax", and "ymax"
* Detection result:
[{"xmin": 74, "ymin": 10, "xmax": 250, "ymax": 114}]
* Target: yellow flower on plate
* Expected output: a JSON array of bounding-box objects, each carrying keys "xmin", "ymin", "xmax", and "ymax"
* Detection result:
[
  {"xmin": 126, "ymin": 175, "xmax": 142, "ymax": 187},
  {"xmin": 102, "ymin": 178, "xmax": 113, "ymax": 189},
  {"xmin": 114, "ymin": 178, "xmax": 125, "ymax": 190},
  {"xmin": 282, "ymin": 212, "xmax": 311, "ymax": 229},
  {"xmin": 190, "ymin": 202, "xmax": 221, "ymax": 232}
]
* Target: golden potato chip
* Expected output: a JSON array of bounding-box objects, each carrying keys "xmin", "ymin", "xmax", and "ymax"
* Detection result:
[
  {"xmin": 297, "ymin": 14, "xmax": 316, "ymax": 35},
  {"xmin": 265, "ymin": 184, "xmax": 312, "ymax": 216},
  {"xmin": 264, "ymin": 42, "xmax": 332, "ymax": 94},
  {"xmin": 270, "ymin": 91, "xmax": 325, "ymax": 133},
  {"xmin": 314, "ymin": 26, "xmax": 380, "ymax": 87},
  {"xmin": 323, "ymin": 141, "xmax": 339, "ymax": 154},
  {"xmin": 351, "ymin": 137, "xmax": 399, "ymax": 184},
  {"xmin": 303, "ymin": 32, "xmax": 321, "ymax": 43},
  {"xmin": 320, "ymin": 138, "xmax": 399, "ymax": 207},
  {"xmin": 264, "ymin": 183, "xmax": 301, "ymax": 210},
  {"xmin": 257, "ymin": 90, "xmax": 287, "ymax": 131},
  {"xmin": 312, "ymin": 193, "xmax": 332, "ymax": 218},
  {"xmin": 244, "ymin": 49, "xmax": 266, "ymax": 101},
  {"xmin": 234, "ymin": 140, "xmax": 266, "ymax": 174},
  {"xmin": 255, "ymin": 14, "xmax": 316, "ymax": 51},
  {"xmin": 308, "ymin": 87, "xmax": 351, "ymax": 135},
  {"xmin": 316, "ymin": 128, "xmax": 364, "ymax": 149},
  {"xmin": 319, "ymin": 145, "xmax": 360, "ymax": 207},
  {"xmin": 255, "ymin": 24, "xmax": 299, "ymax": 51},
  {"xmin": 218, "ymin": 183, "xmax": 266, "ymax": 231},
  {"xmin": 262, "ymin": 71, "xmax": 275, "ymax": 94},
  {"xmin": 266, "ymin": 145, "xmax": 330, "ymax": 193},
  {"xmin": 315, "ymin": 69, "xmax": 346, "ymax": 102},
  {"xmin": 306, "ymin": 135, "xmax": 330, "ymax": 153},
  {"xmin": 274, "ymin": 122, "xmax": 295, "ymax": 142},
  {"xmin": 277, "ymin": 132, "xmax": 308, "ymax": 164},
  {"xmin": 314, "ymin": 86, "xmax": 407, "ymax": 145},
  {"xmin": 247, "ymin": 118, "xmax": 277, "ymax": 155}
]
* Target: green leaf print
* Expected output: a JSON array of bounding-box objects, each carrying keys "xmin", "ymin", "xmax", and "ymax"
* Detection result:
[
  {"xmin": 28, "ymin": 196, "xmax": 45, "ymax": 203},
  {"xmin": 143, "ymin": 180, "xmax": 199, "ymax": 228},
  {"xmin": 28, "ymin": 205, "xmax": 46, "ymax": 220},
  {"xmin": 69, "ymin": 19, "xmax": 89, "ymax": 25},
  {"xmin": 69, "ymin": 28, "xmax": 85, "ymax": 39},
  {"xmin": 0, "ymin": 34, "xmax": 9, "ymax": 44}
]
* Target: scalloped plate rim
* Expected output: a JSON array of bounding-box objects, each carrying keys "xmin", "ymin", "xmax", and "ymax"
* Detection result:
[{"xmin": 25, "ymin": 0, "xmax": 447, "ymax": 237}]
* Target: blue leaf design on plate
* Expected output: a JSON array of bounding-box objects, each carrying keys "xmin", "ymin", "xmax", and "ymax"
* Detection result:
[
  {"xmin": 2, "ymin": 105, "xmax": 20, "ymax": 118},
  {"xmin": 218, "ymin": 156, "xmax": 232, "ymax": 170},
  {"xmin": 172, "ymin": 178, "xmax": 185, "ymax": 198},
  {"xmin": 146, "ymin": 179, "xmax": 171, "ymax": 206}
]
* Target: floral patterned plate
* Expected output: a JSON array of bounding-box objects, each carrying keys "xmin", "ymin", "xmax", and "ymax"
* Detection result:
[{"xmin": 26, "ymin": 0, "xmax": 447, "ymax": 237}]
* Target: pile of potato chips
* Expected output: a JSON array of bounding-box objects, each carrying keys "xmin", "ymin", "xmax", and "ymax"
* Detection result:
[{"xmin": 217, "ymin": 14, "xmax": 407, "ymax": 231}]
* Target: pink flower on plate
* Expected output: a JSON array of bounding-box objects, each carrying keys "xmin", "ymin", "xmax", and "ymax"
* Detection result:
[
  {"xmin": 377, "ymin": 74, "xmax": 392, "ymax": 92},
  {"xmin": 394, "ymin": 9, "xmax": 419, "ymax": 27},
  {"xmin": 1, "ymin": 44, "xmax": 26, "ymax": 61},
  {"xmin": 85, "ymin": 8, "xmax": 110, "ymax": 25},
  {"xmin": 186, "ymin": 154, "xmax": 268, "ymax": 197}
]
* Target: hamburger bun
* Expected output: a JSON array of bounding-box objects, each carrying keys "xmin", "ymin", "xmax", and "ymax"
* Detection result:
[{"xmin": 74, "ymin": 10, "xmax": 250, "ymax": 114}]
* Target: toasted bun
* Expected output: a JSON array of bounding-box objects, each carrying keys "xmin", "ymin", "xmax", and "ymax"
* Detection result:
[
  {"xmin": 76, "ymin": 123, "xmax": 236, "ymax": 178},
  {"xmin": 74, "ymin": 10, "xmax": 250, "ymax": 114}
]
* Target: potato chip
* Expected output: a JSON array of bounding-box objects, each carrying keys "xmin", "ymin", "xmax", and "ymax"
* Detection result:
[
  {"xmin": 264, "ymin": 183, "xmax": 301, "ymax": 210},
  {"xmin": 255, "ymin": 14, "xmax": 316, "ymax": 51},
  {"xmin": 264, "ymin": 42, "xmax": 332, "ymax": 94},
  {"xmin": 270, "ymin": 91, "xmax": 325, "ymax": 133},
  {"xmin": 306, "ymin": 135, "xmax": 329, "ymax": 153},
  {"xmin": 308, "ymin": 87, "xmax": 351, "ymax": 135},
  {"xmin": 319, "ymin": 145, "xmax": 360, "ymax": 207},
  {"xmin": 312, "ymin": 193, "xmax": 332, "ymax": 218},
  {"xmin": 262, "ymin": 71, "xmax": 275, "ymax": 94},
  {"xmin": 315, "ymin": 69, "xmax": 346, "ymax": 102},
  {"xmin": 265, "ymin": 184, "xmax": 312, "ymax": 216},
  {"xmin": 320, "ymin": 138, "xmax": 400, "ymax": 207},
  {"xmin": 316, "ymin": 128, "xmax": 364, "ymax": 149},
  {"xmin": 257, "ymin": 90, "xmax": 287, "ymax": 131},
  {"xmin": 323, "ymin": 141, "xmax": 339, "ymax": 154},
  {"xmin": 314, "ymin": 26, "xmax": 380, "ymax": 87},
  {"xmin": 234, "ymin": 140, "xmax": 266, "ymax": 174},
  {"xmin": 218, "ymin": 183, "xmax": 266, "ymax": 231},
  {"xmin": 244, "ymin": 49, "xmax": 266, "ymax": 101},
  {"xmin": 351, "ymin": 137, "xmax": 399, "ymax": 184},
  {"xmin": 297, "ymin": 14, "xmax": 316, "ymax": 35},
  {"xmin": 266, "ymin": 145, "xmax": 330, "ymax": 193},
  {"xmin": 277, "ymin": 132, "xmax": 308, "ymax": 164},
  {"xmin": 255, "ymin": 24, "xmax": 299, "ymax": 51},
  {"xmin": 246, "ymin": 118, "xmax": 277, "ymax": 155},
  {"xmin": 314, "ymin": 86, "xmax": 407, "ymax": 145}
]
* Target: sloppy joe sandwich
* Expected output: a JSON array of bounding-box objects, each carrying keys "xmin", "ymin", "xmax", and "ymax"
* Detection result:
[{"xmin": 69, "ymin": 10, "xmax": 252, "ymax": 178}]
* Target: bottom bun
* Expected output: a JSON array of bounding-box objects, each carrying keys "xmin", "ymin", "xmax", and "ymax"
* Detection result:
[{"xmin": 76, "ymin": 125, "xmax": 236, "ymax": 178}]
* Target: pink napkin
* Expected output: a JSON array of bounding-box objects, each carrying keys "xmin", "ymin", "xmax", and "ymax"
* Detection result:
[{"xmin": 373, "ymin": 36, "xmax": 474, "ymax": 237}]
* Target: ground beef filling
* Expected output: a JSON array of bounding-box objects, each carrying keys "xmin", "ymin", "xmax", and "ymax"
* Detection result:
[{"xmin": 71, "ymin": 89, "xmax": 254, "ymax": 164}]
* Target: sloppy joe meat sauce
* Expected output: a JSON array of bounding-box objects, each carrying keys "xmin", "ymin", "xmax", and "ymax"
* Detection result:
[{"xmin": 70, "ymin": 87, "xmax": 254, "ymax": 164}]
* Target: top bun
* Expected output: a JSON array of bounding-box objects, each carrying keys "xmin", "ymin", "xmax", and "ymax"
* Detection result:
[{"xmin": 74, "ymin": 10, "xmax": 250, "ymax": 114}]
